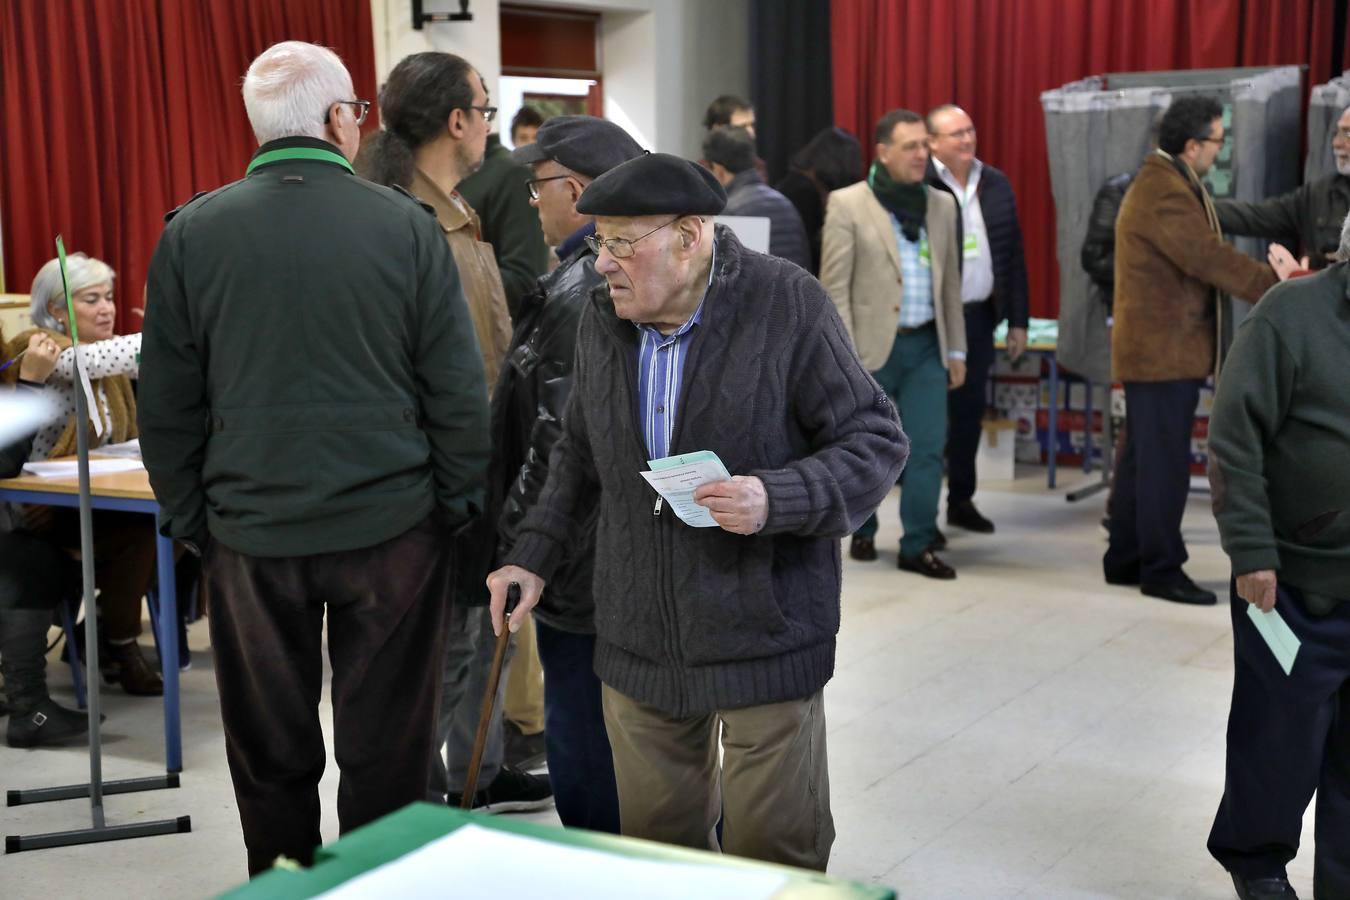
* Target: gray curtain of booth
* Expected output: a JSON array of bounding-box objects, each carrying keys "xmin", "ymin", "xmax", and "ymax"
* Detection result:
[{"xmin": 1042, "ymin": 66, "xmax": 1302, "ymax": 384}]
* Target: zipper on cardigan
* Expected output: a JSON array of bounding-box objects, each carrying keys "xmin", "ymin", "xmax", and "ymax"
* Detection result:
[{"xmin": 653, "ymin": 497, "xmax": 663, "ymax": 517}]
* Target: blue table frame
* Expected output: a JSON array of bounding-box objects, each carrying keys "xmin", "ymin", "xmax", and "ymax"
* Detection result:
[{"xmin": 0, "ymin": 481, "xmax": 182, "ymax": 773}]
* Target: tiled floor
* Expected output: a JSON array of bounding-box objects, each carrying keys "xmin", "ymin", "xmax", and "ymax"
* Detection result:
[{"xmin": 0, "ymin": 469, "xmax": 1317, "ymax": 898}]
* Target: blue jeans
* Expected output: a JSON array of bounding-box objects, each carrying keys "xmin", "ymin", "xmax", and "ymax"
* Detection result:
[{"xmin": 535, "ymin": 621, "xmax": 620, "ymax": 833}]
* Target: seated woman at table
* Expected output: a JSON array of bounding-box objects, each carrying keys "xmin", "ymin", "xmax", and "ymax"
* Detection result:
[
  {"xmin": 0, "ymin": 253, "xmax": 161, "ymax": 696},
  {"xmin": 1, "ymin": 330, "xmax": 90, "ymax": 746}
]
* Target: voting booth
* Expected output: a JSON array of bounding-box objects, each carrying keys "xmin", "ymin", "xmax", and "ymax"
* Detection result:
[{"xmin": 1041, "ymin": 65, "xmax": 1303, "ymax": 386}]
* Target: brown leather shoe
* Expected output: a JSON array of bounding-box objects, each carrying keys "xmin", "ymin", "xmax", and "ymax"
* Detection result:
[
  {"xmin": 898, "ymin": 549, "xmax": 957, "ymax": 580},
  {"xmin": 106, "ymin": 642, "xmax": 164, "ymax": 696},
  {"xmin": 849, "ymin": 537, "xmax": 878, "ymax": 561}
]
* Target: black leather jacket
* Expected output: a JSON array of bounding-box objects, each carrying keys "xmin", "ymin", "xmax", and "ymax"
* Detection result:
[
  {"xmin": 1215, "ymin": 172, "xmax": 1350, "ymax": 270},
  {"xmin": 1080, "ymin": 171, "xmax": 1134, "ymax": 314},
  {"xmin": 489, "ymin": 242, "xmax": 601, "ymax": 632}
]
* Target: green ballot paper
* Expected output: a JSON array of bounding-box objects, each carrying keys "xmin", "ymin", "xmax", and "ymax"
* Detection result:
[{"xmin": 1246, "ymin": 605, "xmax": 1301, "ymax": 676}]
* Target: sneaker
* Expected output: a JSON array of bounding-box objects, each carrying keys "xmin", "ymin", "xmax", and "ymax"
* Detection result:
[
  {"xmin": 503, "ymin": 721, "xmax": 547, "ymax": 770},
  {"xmin": 7, "ymin": 698, "xmax": 91, "ymax": 748},
  {"xmin": 448, "ymin": 764, "xmax": 554, "ymax": 814}
]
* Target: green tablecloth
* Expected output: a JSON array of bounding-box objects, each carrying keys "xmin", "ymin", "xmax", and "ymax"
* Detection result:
[{"xmin": 224, "ymin": 803, "xmax": 896, "ymax": 899}]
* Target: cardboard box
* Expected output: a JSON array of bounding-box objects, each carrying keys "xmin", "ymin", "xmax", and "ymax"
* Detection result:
[{"xmin": 976, "ymin": 418, "xmax": 1018, "ymax": 481}]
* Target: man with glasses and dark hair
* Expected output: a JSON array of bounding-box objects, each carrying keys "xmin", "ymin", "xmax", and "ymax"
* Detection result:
[
  {"xmin": 925, "ymin": 104, "xmax": 1029, "ymax": 540},
  {"xmin": 1104, "ymin": 94, "xmax": 1277, "ymax": 607},
  {"xmin": 486, "ymin": 153, "xmax": 907, "ymax": 869},
  {"xmin": 139, "ymin": 41, "xmax": 489, "ymax": 874},
  {"xmin": 1214, "ymin": 103, "xmax": 1350, "ymax": 271}
]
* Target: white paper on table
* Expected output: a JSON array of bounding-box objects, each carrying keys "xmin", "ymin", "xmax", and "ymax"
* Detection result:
[
  {"xmin": 73, "ymin": 344, "xmax": 103, "ymax": 437},
  {"xmin": 315, "ymin": 823, "xmax": 788, "ymax": 900},
  {"xmin": 91, "ymin": 438, "xmax": 142, "ymax": 459},
  {"xmin": 22, "ymin": 458, "xmax": 145, "ymax": 478},
  {"xmin": 640, "ymin": 457, "xmax": 733, "ymax": 527}
]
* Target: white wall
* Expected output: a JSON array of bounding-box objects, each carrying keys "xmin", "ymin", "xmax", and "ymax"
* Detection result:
[{"xmin": 367, "ymin": 0, "xmax": 750, "ymax": 158}]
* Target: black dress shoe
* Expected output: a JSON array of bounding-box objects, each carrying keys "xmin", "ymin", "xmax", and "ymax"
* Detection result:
[
  {"xmin": 947, "ymin": 500, "xmax": 994, "ymax": 534},
  {"xmin": 1231, "ymin": 873, "xmax": 1299, "ymax": 899},
  {"xmin": 849, "ymin": 537, "xmax": 878, "ymax": 561},
  {"xmin": 930, "ymin": 529, "xmax": 948, "ymax": 551},
  {"xmin": 898, "ymin": 549, "xmax": 956, "ymax": 580},
  {"xmin": 1104, "ymin": 564, "xmax": 1141, "ymax": 586},
  {"xmin": 1142, "ymin": 574, "xmax": 1217, "ymax": 606}
]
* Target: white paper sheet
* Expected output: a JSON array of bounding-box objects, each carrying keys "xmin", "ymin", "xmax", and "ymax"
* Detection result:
[
  {"xmin": 315, "ymin": 824, "xmax": 788, "ymax": 900},
  {"xmin": 91, "ymin": 438, "xmax": 142, "ymax": 459},
  {"xmin": 73, "ymin": 344, "xmax": 103, "ymax": 437},
  {"xmin": 22, "ymin": 458, "xmax": 145, "ymax": 478},
  {"xmin": 640, "ymin": 453, "xmax": 733, "ymax": 527}
]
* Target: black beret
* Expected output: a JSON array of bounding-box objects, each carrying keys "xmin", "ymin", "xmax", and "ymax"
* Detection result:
[
  {"xmin": 576, "ymin": 153, "xmax": 727, "ymax": 217},
  {"xmin": 509, "ymin": 115, "xmax": 646, "ymax": 179}
]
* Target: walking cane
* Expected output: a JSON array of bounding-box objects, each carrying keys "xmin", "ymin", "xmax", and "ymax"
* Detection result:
[{"xmin": 460, "ymin": 582, "xmax": 520, "ymax": 809}]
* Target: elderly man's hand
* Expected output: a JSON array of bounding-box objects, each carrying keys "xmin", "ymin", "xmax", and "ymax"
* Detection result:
[
  {"xmin": 948, "ymin": 358, "xmax": 967, "ymax": 390},
  {"xmin": 486, "ymin": 565, "xmax": 546, "ymax": 636},
  {"xmin": 1007, "ymin": 326, "xmax": 1028, "ymax": 361},
  {"xmin": 694, "ymin": 475, "xmax": 768, "ymax": 535},
  {"xmin": 1236, "ymin": 569, "xmax": 1278, "ymax": 612}
]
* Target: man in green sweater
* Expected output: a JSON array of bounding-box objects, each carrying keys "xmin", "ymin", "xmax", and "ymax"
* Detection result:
[{"xmin": 1206, "ymin": 222, "xmax": 1350, "ymax": 900}]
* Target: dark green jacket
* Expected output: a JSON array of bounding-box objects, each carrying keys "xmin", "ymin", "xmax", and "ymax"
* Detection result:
[
  {"xmin": 1208, "ymin": 263, "xmax": 1350, "ymax": 609},
  {"xmin": 1215, "ymin": 173, "xmax": 1350, "ymax": 270},
  {"xmin": 457, "ymin": 135, "xmax": 550, "ymax": 318},
  {"xmin": 139, "ymin": 137, "xmax": 490, "ymax": 558}
]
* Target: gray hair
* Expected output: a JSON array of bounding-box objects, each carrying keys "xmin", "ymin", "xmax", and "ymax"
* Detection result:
[
  {"xmin": 1338, "ymin": 210, "xmax": 1350, "ymax": 263},
  {"xmin": 242, "ymin": 41, "xmax": 353, "ymax": 144},
  {"xmin": 29, "ymin": 253, "xmax": 115, "ymax": 333}
]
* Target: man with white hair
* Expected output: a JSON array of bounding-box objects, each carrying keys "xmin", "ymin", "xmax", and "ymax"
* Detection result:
[
  {"xmin": 1216, "ymin": 103, "xmax": 1350, "ymax": 270},
  {"xmin": 138, "ymin": 41, "xmax": 489, "ymax": 875},
  {"xmin": 1206, "ymin": 214, "xmax": 1350, "ymax": 900}
]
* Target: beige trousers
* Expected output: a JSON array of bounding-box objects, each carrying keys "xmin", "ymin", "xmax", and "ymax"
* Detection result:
[
  {"xmin": 503, "ymin": 612, "xmax": 545, "ymax": 735},
  {"xmin": 602, "ymin": 685, "xmax": 834, "ymax": 871}
]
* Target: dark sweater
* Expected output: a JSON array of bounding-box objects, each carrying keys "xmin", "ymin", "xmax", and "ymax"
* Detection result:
[
  {"xmin": 1208, "ymin": 263, "xmax": 1350, "ymax": 610},
  {"xmin": 723, "ymin": 170, "xmax": 812, "ymax": 271},
  {"xmin": 504, "ymin": 227, "xmax": 908, "ymax": 716}
]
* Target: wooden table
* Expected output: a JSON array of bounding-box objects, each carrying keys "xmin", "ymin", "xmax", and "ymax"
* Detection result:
[{"xmin": 0, "ymin": 466, "xmax": 184, "ymax": 772}]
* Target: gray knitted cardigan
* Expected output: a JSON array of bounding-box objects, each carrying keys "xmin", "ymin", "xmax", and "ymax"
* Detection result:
[{"xmin": 505, "ymin": 227, "xmax": 908, "ymax": 715}]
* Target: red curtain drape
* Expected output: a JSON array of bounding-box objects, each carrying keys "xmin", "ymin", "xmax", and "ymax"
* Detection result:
[
  {"xmin": 0, "ymin": 0, "xmax": 377, "ymax": 333},
  {"xmin": 831, "ymin": 0, "xmax": 1338, "ymax": 320}
]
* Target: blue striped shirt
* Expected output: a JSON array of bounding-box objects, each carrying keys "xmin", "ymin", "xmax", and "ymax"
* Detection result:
[{"xmin": 636, "ymin": 243, "xmax": 717, "ymax": 459}]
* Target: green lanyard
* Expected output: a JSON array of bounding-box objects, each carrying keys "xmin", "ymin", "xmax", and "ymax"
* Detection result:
[{"xmin": 246, "ymin": 146, "xmax": 354, "ymax": 176}]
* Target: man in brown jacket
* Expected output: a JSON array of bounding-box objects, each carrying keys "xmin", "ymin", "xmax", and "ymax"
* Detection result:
[{"xmin": 1104, "ymin": 96, "xmax": 1277, "ymax": 606}]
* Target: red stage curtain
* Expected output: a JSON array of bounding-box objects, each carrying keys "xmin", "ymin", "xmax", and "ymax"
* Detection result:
[
  {"xmin": 831, "ymin": 0, "xmax": 1338, "ymax": 320},
  {"xmin": 0, "ymin": 0, "xmax": 377, "ymax": 333}
]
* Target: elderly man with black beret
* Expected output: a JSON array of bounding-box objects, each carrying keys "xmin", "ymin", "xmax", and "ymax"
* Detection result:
[{"xmin": 487, "ymin": 153, "xmax": 908, "ymax": 869}]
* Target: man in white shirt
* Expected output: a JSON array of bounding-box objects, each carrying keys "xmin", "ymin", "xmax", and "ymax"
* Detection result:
[{"xmin": 926, "ymin": 105, "xmax": 1029, "ymax": 539}]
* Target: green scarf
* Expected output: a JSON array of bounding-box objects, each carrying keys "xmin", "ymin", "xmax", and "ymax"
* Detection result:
[{"xmin": 868, "ymin": 160, "xmax": 927, "ymax": 240}]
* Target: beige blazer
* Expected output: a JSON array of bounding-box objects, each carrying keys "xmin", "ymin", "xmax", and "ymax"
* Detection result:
[{"xmin": 819, "ymin": 181, "xmax": 965, "ymax": 371}]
